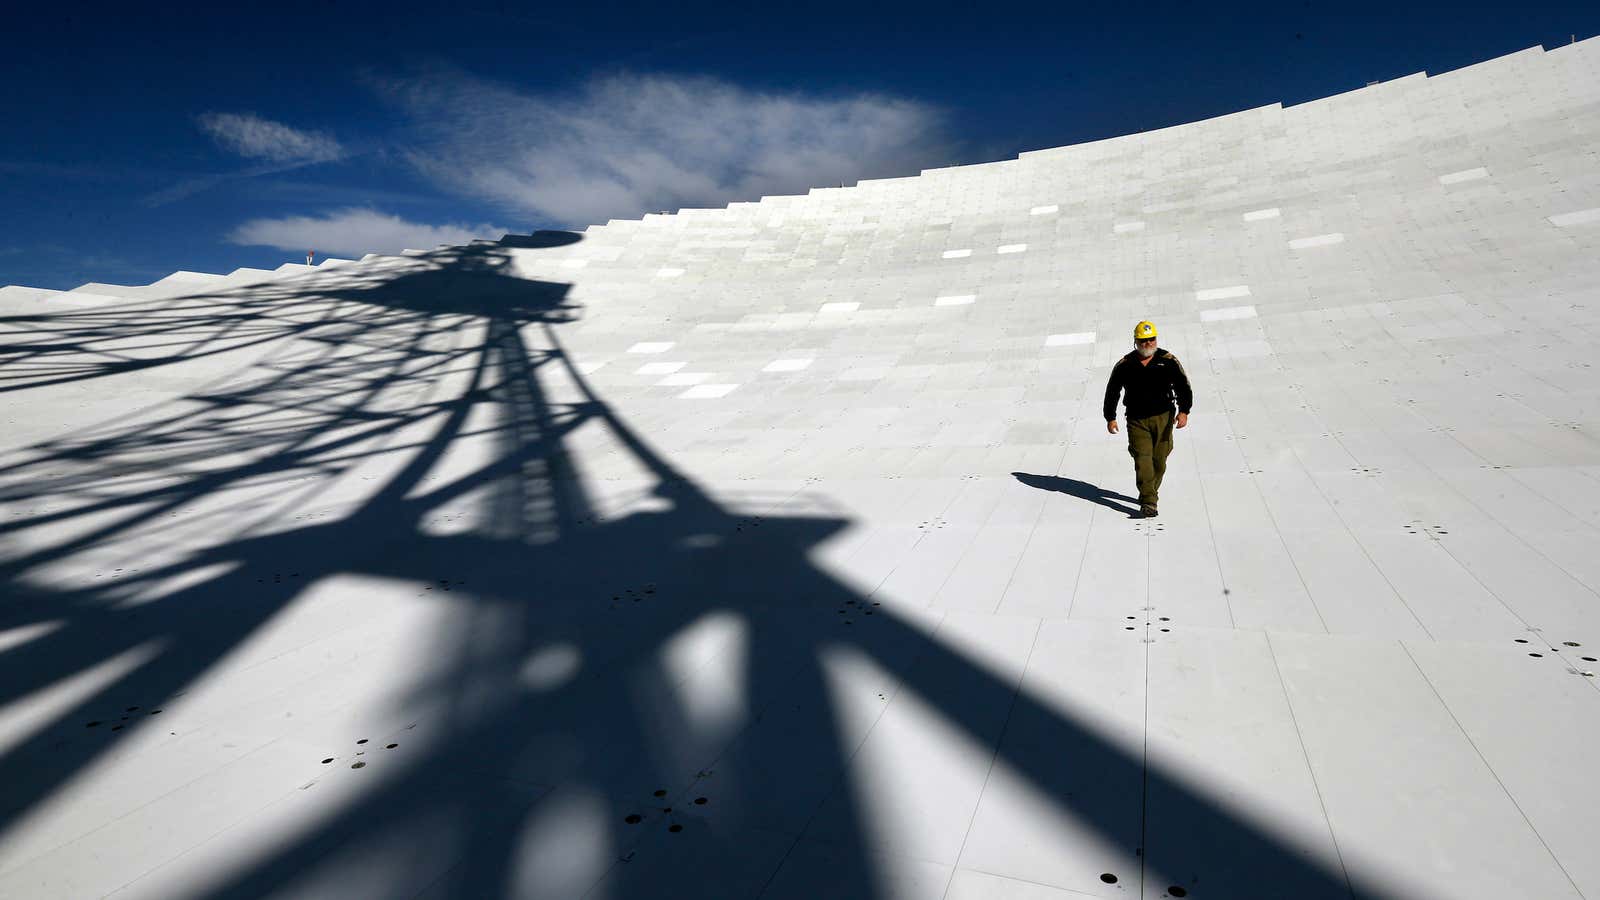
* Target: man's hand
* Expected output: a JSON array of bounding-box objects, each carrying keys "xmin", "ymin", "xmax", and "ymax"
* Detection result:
[
  {"xmin": 1176, "ymin": 412, "xmax": 1189, "ymax": 429},
  {"xmin": 1107, "ymin": 420, "xmax": 1119, "ymax": 434}
]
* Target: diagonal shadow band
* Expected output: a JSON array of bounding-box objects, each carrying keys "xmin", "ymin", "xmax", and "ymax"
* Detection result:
[{"xmin": 0, "ymin": 245, "xmax": 1378, "ymax": 899}]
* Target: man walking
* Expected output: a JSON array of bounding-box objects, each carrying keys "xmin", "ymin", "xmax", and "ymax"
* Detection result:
[{"xmin": 1104, "ymin": 321, "xmax": 1193, "ymax": 518}]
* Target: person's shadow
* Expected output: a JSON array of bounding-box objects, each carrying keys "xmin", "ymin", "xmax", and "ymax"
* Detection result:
[{"xmin": 1011, "ymin": 472, "xmax": 1140, "ymax": 517}]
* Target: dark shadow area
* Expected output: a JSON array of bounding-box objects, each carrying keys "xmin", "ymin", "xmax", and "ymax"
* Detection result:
[
  {"xmin": 1012, "ymin": 471, "xmax": 1141, "ymax": 517},
  {"xmin": 0, "ymin": 241, "xmax": 1374, "ymax": 898},
  {"xmin": 496, "ymin": 230, "xmax": 584, "ymax": 249}
]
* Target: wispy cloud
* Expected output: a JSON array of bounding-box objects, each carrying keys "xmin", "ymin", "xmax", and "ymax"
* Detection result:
[
  {"xmin": 377, "ymin": 69, "xmax": 952, "ymax": 226},
  {"xmin": 226, "ymin": 208, "xmax": 507, "ymax": 256},
  {"xmin": 198, "ymin": 112, "xmax": 345, "ymax": 163},
  {"xmin": 148, "ymin": 113, "xmax": 349, "ymax": 206}
]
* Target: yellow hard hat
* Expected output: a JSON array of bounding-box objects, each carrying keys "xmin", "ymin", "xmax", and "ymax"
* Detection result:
[{"xmin": 1133, "ymin": 320, "xmax": 1157, "ymax": 340}]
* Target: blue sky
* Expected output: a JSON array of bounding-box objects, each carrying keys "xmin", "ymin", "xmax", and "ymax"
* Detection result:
[{"xmin": 3, "ymin": 1, "xmax": 1596, "ymax": 290}]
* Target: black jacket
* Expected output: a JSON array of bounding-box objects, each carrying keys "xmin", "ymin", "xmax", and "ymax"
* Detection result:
[{"xmin": 1103, "ymin": 348, "xmax": 1193, "ymax": 421}]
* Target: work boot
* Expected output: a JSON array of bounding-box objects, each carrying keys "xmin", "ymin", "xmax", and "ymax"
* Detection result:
[{"xmin": 1140, "ymin": 506, "xmax": 1158, "ymax": 518}]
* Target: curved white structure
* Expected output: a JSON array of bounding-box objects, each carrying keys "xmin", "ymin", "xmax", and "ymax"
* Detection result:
[{"xmin": 2, "ymin": 39, "xmax": 1599, "ymax": 899}]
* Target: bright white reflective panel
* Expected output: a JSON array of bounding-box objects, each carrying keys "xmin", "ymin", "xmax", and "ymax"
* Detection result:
[
  {"xmin": 1200, "ymin": 305, "xmax": 1259, "ymax": 322},
  {"xmin": 1030, "ymin": 204, "xmax": 1059, "ymax": 215},
  {"xmin": 763, "ymin": 358, "xmax": 814, "ymax": 372},
  {"xmin": 680, "ymin": 384, "xmax": 738, "ymax": 399},
  {"xmin": 636, "ymin": 361, "xmax": 686, "ymax": 375},
  {"xmin": 627, "ymin": 342, "xmax": 675, "ymax": 354},
  {"xmin": 1243, "ymin": 207, "xmax": 1281, "ymax": 221},
  {"xmin": 1549, "ymin": 207, "xmax": 1600, "ymax": 227},
  {"xmin": 1195, "ymin": 285, "xmax": 1251, "ymax": 302},
  {"xmin": 1439, "ymin": 167, "xmax": 1489, "ymax": 185},
  {"xmin": 1113, "ymin": 221, "xmax": 1145, "ymax": 234},
  {"xmin": 820, "ymin": 301, "xmax": 860, "ymax": 313},
  {"xmin": 520, "ymin": 643, "xmax": 583, "ymax": 691},
  {"xmin": 942, "ymin": 249, "xmax": 972, "ymax": 259},
  {"xmin": 656, "ymin": 267, "xmax": 685, "ymax": 278},
  {"xmin": 1045, "ymin": 332, "xmax": 1096, "ymax": 346},
  {"xmin": 997, "ymin": 244, "xmax": 1027, "ymax": 254},
  {"xmin": 658, "ymin": 372, "xmax": 712, "ymax": 386},
  {"xmin": 1288, "ymin": 233, "xmax": 1346, "ymax": 249},
  {"xmin": 935, "ymin": 294, "xmax": 977, "ymax": 306}
]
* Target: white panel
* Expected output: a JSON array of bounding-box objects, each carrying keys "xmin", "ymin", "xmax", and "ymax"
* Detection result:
[
  {"xmin": 946, "ymin": 869, "xmax": 1088, "ymax": 899},
  {"xmin": 655, "ymin": 267, "xmax": 685, "ymax": 278},
  {"xmin": 658, "ymin": 373, "xmax": 712, "ymax": 386},
  {"xmin": 1243, "ymin": 207, "xmax": 1281, "ymax": 221},
  {"xmin": 764, "ymin": 839, "xmax": 952, "ymax": 899},
  {"xmin": 1029, "ymin": 205, "xmax": 1059, "ymax": 216},
  {"xmin": 635, "ymin": 362, "xmax": 686, "ymax": 375},
  {"xmin": 935, "ymin": 295, "xmax": 977, "ymax": 306},
  {"xmin": 0, "ymin": 741, "xmax": 332, "ymax": 898},
  {"xmin": 1438, "ymin": 167, "xmax": 1489, "ymax": 184},
  {"xmin": 1195, "ymin": 285, "xmax": 1251, "ymax": 302},
  {"xmin": 1112, "ymin": 221, "xmax": 1145, "ymax": 233},
  {"xmin": 942, "ymin": 249, "xmax": 972, "ymax": 259},
  {"xmin": 1271, "ymin": 633, "xmax": 1584, "ymax": 900},
  {"xmin": 1199, "ymin": 305, "xmax": 1258, "ymax": 322},
  {"xmin": 996, "ymin": 244, "xmax": 1027, "ymax": 255},
  {"xmin": 819, "ymin": 301, "xmax": 860, "ymax": 313},
  {"xmin": 805, "ymin": 614, "xmax": 1038, "ymax": 863},
  {"xmin": 1403, "ymin": 640, "xmax": 1600, "ymax": 896},
  {"xmin": 762, "ymin": 358, "xmax": 814, "ymax": 372},
  {"xmin": 956, "ymin": 621, "xmax": 1144, "ymax": 896},
  {"xmin": 1287, "ymin": 233, "xmax": 1345, "ymax": 249},
  {"xmin": 1548, "ymin": 207, "xmax": 1600, "ymax": 227},
  {"xmin": 678, "ymin": 383, "xmax": 738, "ymax": 399},
  {"xmin": 1143, "ymin": 628, "xmax": 1349, "ymax": 898},
  {"xmin": 627, "ymin": 341, "xmax": 675, "ymax": 353}
]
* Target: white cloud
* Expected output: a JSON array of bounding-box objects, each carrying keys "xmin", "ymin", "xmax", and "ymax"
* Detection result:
[
  {"xmin": 226, "ymin": 208, "xmax": 507, "ymax": 256},
  {"xmin": 146, "ymin": 113, "xmax": 347, "ymax": 205},
  {"xmin": 198, "ymin": 112, "xmax": 344, "ymax": 163},
  {"xmin": 377, "ymin": 70, "xmax": 951, "ymax": 226}
]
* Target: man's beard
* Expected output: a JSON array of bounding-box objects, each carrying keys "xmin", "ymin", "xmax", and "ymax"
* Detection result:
[{"xmin": 1138, "ymin": 345, "xmax": 1156, "ymax": 358}]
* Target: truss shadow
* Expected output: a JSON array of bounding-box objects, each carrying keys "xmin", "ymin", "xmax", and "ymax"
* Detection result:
[{"xmin": 0, "ymin": 238, "xmax": 1372, "ymax": 898}]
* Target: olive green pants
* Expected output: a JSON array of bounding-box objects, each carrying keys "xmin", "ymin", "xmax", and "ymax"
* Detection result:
[{"xmin": 1126, "ymin": 410, "xmax": 1175, "ymax": 509}]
